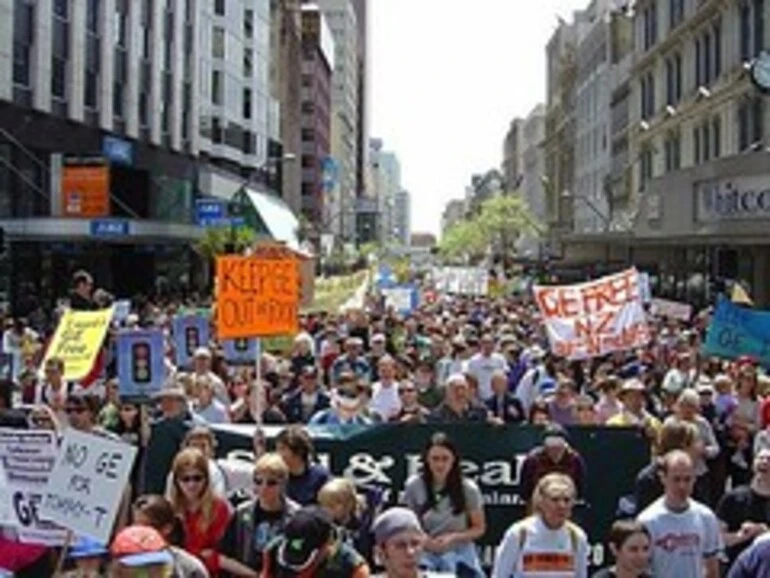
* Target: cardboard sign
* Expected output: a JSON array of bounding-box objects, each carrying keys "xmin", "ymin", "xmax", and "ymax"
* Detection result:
[
  {"xmin": 216, "ymin": 255, "xmax": 299, "ymax": 339},
  {"xmin": 533, "ymin": 268, "xmax": 651, "ymax": 359},
  {"xmin": 222, "ymin": 338, "xmax": 260, "ymax": 365},
  {"xmin": 703, "ymin": 296, "xmax": 770, "ymax": 365},
  {"xmin": 117, "ymin": 330, "xmax": 165, "ymax": 399},
  {"xmin": 39, "ymin": 430, "xmax": 137, "ymax": 544},
  {"xmin": 0, "ymin": 429, "xmax": 68, "ymax": 545},
  {"xmin": 41, "ymin": 307, "xmax": 114, "ymax": 381},
  {"xmin": 650, "ymin": 298, "xmax": 693, "ymax": 321},
  {"xmin": 172, "ymin": 314, "xmax": 210, "ymax": 369}
]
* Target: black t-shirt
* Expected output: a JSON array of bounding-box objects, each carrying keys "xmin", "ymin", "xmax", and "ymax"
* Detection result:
[{"xmin": 716, "ymin": 485, "xmax": 770, "ymax": 563}]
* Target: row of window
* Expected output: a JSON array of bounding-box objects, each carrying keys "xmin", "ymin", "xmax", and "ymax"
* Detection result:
[{"xmin": 640, "ymin": 97, "xmax": 764, "ymax": 188}]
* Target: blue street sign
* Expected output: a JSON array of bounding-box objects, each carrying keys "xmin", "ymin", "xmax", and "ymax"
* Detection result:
[
  {"xmin": 102, "ymin": 135, "xmax": 134, "ymax": 165},
  {"xmin": 90, "ymin": 219, "xmax": 130, "ymax": 237},
  {"xmin": 321, "ymin": 157, "xmax": 338, "ymax": 193}
]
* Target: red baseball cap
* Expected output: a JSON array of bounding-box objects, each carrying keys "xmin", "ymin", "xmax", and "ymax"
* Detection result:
[{"xmin": 111, "ymin": 526, "xmax": 172, "ymax": 568}]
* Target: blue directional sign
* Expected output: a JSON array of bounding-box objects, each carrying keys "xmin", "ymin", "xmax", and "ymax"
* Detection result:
[
  {"xmin": 102, "ymin": 135, "xmax": 134, "ymax": 165},
  {"xmin": 195, "ymin": 199, "xmax": 245, "ymax": 227},
  {"xmin": 90, "ymin": 219, "xmax": 130, "ymax": 237}
]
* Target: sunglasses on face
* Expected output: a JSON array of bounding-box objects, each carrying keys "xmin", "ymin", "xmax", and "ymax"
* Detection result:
[
  {"xmin": 178, "ymin": 474, "xmax": 205, "ymax": 484},
  {"xmin": 254, "ymin": 477, "xmax": 281, "ymax": 487},
  {"xmin": 398, "ymin": 387, "xmax": 416, "ymax": 394}
]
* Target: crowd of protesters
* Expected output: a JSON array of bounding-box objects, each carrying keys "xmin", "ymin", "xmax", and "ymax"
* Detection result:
[{"xmin": 1, "ymin": 268, "xmax": 770, "ymax": 576}]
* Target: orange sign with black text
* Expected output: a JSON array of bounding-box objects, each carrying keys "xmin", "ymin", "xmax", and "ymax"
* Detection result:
[
  {"xmin": 215, "ymin": 255, "xmax": 299, "ymax": 339},
  {"xmin": 61, "ymin": 165, "xmax": 110, "ymax": 217}
]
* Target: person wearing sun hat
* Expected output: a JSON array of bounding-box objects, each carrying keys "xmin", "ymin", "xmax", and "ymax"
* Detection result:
[
  {"xmin": 110, "ymin": 525, "xmax": 174, "ymax": 578},
  {"xmin": 63, "ymin": 535, "xmax": 109, "ymax": 578},
  {"xmin": 261, "ymin": 506, "xmax": 369, "ymax": 577}
]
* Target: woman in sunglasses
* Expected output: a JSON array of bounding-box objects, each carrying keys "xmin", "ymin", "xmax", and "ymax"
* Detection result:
[
  {"xmin": 168, "ymin": 448, "xmax": 232, "ymax": 576},
  {"xmin": 220, "ymin": 453, "xmax": 299, "ymax": 577}
]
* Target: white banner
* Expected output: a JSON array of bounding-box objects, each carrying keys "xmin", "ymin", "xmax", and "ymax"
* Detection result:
[
  {"xmin": 382, "ymin": 286, "xmax": 416, "ymax": 313},
  {"xmin": 433, "ymin": 267, "xmax": 488, "ymax": 296},
  {"xmin": 533, "ymin": 268, "xmax": 651, "ymax": 359},
  {"xmin": 39, "ymin": 430, "xmax": 136, "ymax": 544},
  {"xmin": 650, "ymin": 298, "xmax": 693, "ymax": 321},
  {"xmin": 0, "ymin": 429, "xmax": 68, "ymax": 545}
]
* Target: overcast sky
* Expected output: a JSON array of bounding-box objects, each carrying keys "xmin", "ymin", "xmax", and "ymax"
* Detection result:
[{"xmin": 369, "ymin": 0, "xmax": 590, "ymax": 237}]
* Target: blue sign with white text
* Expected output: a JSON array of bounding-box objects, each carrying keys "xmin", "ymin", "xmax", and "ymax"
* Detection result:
[
  {"xmin": 90, "ymin": 219, "xmax": 130, "ymax": 237},
  {"xmin": 117, "ymin": 330, "xmax": 165, "ymax": 399},
  {"xmin": 195, "ymin": 199, "xmax": 245, "ymax": 227},
  {"xmin": 103, "ymin": 135, "xmax": 134, "ymax": 165},
  {"xmin": 172, "ymin": 314, "xmax": 210, "ymax": 368},
  {"xmin": 703, "ymin": 296, "xmax": 770, "ymax": 366}
]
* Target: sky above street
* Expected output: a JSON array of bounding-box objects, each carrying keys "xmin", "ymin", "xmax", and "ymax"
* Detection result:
[{"xmin": 370, "ymin": 0, "xmax": 591, "ymax": 237}]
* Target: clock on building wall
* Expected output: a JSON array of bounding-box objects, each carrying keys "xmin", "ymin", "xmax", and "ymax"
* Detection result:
[{"xmin": 750, "ymin": 52, "xmax": 770, "ymax": 94}]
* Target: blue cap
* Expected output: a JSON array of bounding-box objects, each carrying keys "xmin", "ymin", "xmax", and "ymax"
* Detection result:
[{"xmin": 68, "ymin": 536, "xmax": 108, "ymax": 560}]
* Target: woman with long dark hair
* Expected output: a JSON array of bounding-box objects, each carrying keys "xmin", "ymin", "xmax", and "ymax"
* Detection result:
[{"xmin": 402, "ymin": 432, "xmax": 486, "ymax": 576}]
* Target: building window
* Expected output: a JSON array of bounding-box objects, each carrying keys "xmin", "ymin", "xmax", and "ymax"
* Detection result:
[
  {"xmin": 702, "ymin": 123, "xmax": 711, "ymax": 162},
  {"xmin": 664, "ymin": 131, "xmax": 681, "ymax": 172},
  {"xmin": 86, "ymin": 0, "xmax": 99, "ymax": 32},
  {"xmin": 211, "ymin": 70, "xmax": 222, "ymax": 105},
  {"xmin": 693, "ymin": 126, "xmax": 701, "ymax": 164},
  {"xmin": 301, "ymin": 74, "xmax": 313, "ymax": 87},
  {"xmin": 212, "ymin": 117, "xmax": 223, "ymax": 144},
  {"xmin": 244, "ymin": 9, "xmax": 253, "ymax": 39},
  {"xmin": 215, "ymin": 0, "xmax": 225, "ymax": 16},
  {"xmin": 713, "ymin": 17, "xmax": 722, "ymax": 78},
  {"xmin": 669, "ymin": 0, "xmax": 684, "ymax": 30},
  {"xmin": 243, "ymin": 48, "xmax": 253, "ymax": 77},
  {"xmin": 85, "ymin": 0, "xmax": 100, "ymax": 110},
  {"xmin": 13, "ymin": 0, "xmax": 35, "ymax": 88},
  {"xmin": 643, "ymin": 1, "xmax": 658, "ymax": 51},
  {"xmin": 301, "ymin": 155, "xmax": 315, "ymax": 168},
  {"xmin": 51, "ymin": 57, "xmax": 66, "ymax": 99},
  {"xmin": 695, "ymin": 38, "xmax": 702, "ymax": 87},
  {"xmin": 243, "ymin": 88, "xmax": 252, "ymax": 119},
  {"xmin": 212, "ymin": 26, "xmax": 225, "ymax": 58},
  {"xmin": 666, "ymin": 53, "xmax": 682, "ymax": 105},
  {"xmin": 641, "ymin": 71, "xmax": 655, "ymax": 119},
  {"xmin": 301, "ymin": 128, "xmax": 315, "ymax": 142},
  {"xmin": 639, "ymin": 146, "xmax": 654, "ymax": 189},
  {"xmin": 737, "ymin": 96, "xmax": 763, "ymax": 152},
  {"xmin": 113, "ymin": 81, "xmax": 124, "ymax": 118},
  {"xmin": 703, "ymin": 31, "xmax": 712, "ymax": 84},
  {"xmin": 755, "ymin": 0, "xmax": 765, "ymax": 58},
  {"xmin": 53, "ymin": 0, "xmax": 68, "ymax": 18},
  {"xmin": 740, "ymin": 0, "xmax": 764, "ymax": 61},
  {"xmin": 712, "ymin": 116, "xmax": 721, "ymax": 158}
]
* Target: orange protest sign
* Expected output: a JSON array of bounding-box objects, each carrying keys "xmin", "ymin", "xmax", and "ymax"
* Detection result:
[
  {"xmin": 61, "ymin": 165, "xmax": 110, "ymax": 217},
  {"xmin": 215, "ymin": 255, "xmax": 299, "ymax": 339}
]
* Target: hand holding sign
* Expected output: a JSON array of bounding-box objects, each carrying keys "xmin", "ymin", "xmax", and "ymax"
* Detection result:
[{"xmin": 39, "ymin": 430, "xmax": 137, "ymax": 544}]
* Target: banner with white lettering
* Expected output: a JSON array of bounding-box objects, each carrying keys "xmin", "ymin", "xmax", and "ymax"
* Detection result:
[
  {"xmin": 533, "ymin": 268, "xmax": 651, "ymax": 359},
  {"xmin": 433, "ymin": 267, "xmax": 489, "ymax": 296},
  {"xmin": 0, "ymin": 429, "xmax": 68, "ymax": 545},
  {"xmin": 39, "ymin": 430, "xmax": 136, "ymax": 544}
]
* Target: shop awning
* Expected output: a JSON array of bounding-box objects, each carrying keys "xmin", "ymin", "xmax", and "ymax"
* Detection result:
[{"xmin": 244, "ymin": 188, "xmax": 301, "ymax": 252}]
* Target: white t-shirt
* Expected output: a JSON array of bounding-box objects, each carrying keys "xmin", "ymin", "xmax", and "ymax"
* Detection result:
[
  {"xmin": 370, "ymin": 380, "xmax": 402, "ymax": 421},
  {"xmin": 467, "ymin": 352, "xmax": 508, "ymax": 400},
  {"xmin": 492, "ymin": 515, "xmax": 588, "ymax": 578},
  {"xmin": 637, "ymin": 497, "xmax": 723, "ymax": 578}
]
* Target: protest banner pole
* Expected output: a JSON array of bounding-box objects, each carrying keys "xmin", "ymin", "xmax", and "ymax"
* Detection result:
[
  {"xmin": 254, "ymin": 337, "xmax": 263, "ymax": 426},
  {"xmin": 52, "ymin": 529, "xmax": 74, "ymax": 577}
]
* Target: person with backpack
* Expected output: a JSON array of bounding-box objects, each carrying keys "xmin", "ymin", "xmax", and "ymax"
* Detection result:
[{"xmin": 491, "ymin": 473, "xmax": 589, "ymax": 578}]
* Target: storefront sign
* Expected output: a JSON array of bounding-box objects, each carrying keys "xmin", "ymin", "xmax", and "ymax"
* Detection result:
[
  {"xmin": 696, "ymin": 176, "xmax": 770, "ymax": 222},
  {"xmin": 533, "ymin": 268, "xmax": 651, "ymax": 359},
  {"xmin": 61, "ymin": 165, "xmax": 110, "ymax": 218},
  {"xmin": 90, "ymin": 219, "xmax": 130, "ymax": 237}
]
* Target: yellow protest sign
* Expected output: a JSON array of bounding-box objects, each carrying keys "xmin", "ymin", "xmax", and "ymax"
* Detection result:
[
  {"xmin": 42, "ymin": 308, "xmax": 114, "ymax": 381},
  {"xmin": 216, "ymin": 255, "xmax": 299, "ymax": 339}
]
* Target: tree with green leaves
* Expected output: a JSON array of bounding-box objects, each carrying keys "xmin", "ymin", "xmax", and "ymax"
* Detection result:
[
  {"xmin": 194, "ymin": 226, "xmax": 257, "ymax": 259},
  {"xmin": 476, "ymin": 194, "xmax": 543, "ymax": 263},
  {"xmin": 438, "ymin": 219, "xmax": 487, "ymax": 263}
]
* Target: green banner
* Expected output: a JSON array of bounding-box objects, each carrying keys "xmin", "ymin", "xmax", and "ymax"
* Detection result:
[{"xmin": 209, "ymin": 424, "xmax": 648, "ymax": 569}]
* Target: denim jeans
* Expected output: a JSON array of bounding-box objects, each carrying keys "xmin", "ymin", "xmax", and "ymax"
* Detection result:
[{"xmin": 420, "ymin": 542, "xmax": 485, "ymax": 578}]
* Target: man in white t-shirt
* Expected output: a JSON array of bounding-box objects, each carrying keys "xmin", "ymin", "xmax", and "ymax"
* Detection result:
[
  {"xmin": 466, "ymin": 334, "xmax": 508, "ymax": 400},
  {"xmin": 637, "ymin": 450, "xmax": 722, "ymax": 578},
  {"xmin": 492, "ymin": 472, "xmax": 588, "ymax": 578},
  {"xmin": 370, "ymin": 355, "xmax": 402, "ymax": 421}
]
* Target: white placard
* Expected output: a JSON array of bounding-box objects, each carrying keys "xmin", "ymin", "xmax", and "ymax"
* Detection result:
[
  {"xmin": 433, "ymin": 267, "xmax": 489, "ymax": 296},
  {"xmin": 0, "ymin": 428, "xmax": 68, "ymax": 545},
  {"xmin": 382, "ymin": 287, "xmax": 414, "ymax": 313},
  {"xmin": 39, "ymin": 430, "xmax": 136, "ymax": 544},
  {"xmin": 650, "ymin": 298, "xmax": 693, "ymax": 321}
]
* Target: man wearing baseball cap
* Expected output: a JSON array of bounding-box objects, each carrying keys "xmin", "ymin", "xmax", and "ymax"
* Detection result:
[
  {"xmin": 371, "ymin": 507, "xmax": 453, "ymax": 578},
  {"xmin": 110, "ymin": 525, "xmax": 174, "ymax": 577}
]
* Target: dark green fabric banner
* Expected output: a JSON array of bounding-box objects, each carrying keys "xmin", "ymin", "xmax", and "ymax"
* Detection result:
[{"xmin": 204, "ymin": 424, "xmax": 649, "ymax": 568}]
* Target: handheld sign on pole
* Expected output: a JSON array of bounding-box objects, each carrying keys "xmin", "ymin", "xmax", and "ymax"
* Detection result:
[
  {"xmin": 39, "ymin": 430, "xmax": 137, "ymax": 544},
  {"xmin": 172, "ymin": 313, "xmax": 210, "ymax": 368},
  {"xmin": 703, "ymin": 295, "xmax": 770, "ymax": 365},
  {"xmin": 117, "ymin": 330, "xmax": 165, "ymax": 400},
  {"xmin": 0, "ymin": 429, "xmax": 68, "ymax": 545},
  {"xmin": 41, "ymin": 307, "xmax": 114, "ymax": 382},
  {"xmin": 215, "ymin": 254, "xmax": 299, "ymax": 339},
  {"xmin": 222, "ymin": 337, "xmax": 259, "ymax": 365}
]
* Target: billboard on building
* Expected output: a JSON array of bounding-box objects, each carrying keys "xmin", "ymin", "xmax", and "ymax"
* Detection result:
[{"xmin": 61, "ymin": 165, "xmax": 110, "ymax": 218}]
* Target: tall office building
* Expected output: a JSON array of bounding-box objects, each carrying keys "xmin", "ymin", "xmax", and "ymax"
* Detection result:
[
  {"xmin": 519, "ymin": 104, "xmax": 546, "ymax": 258},
  {"xmin": 315, "ymin": 0, "xmax": 359, "ymax": 244},
  {"xmin": 299, "ymin": 4, "xmax": 335, "ymax": 226},
  {"xmin": 393, "ymin": 189, "xmax": 411, "ymax": 246},
  {"xmin": 369, "ymin": 137, "xmax": 401, "ymax": 246}
]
